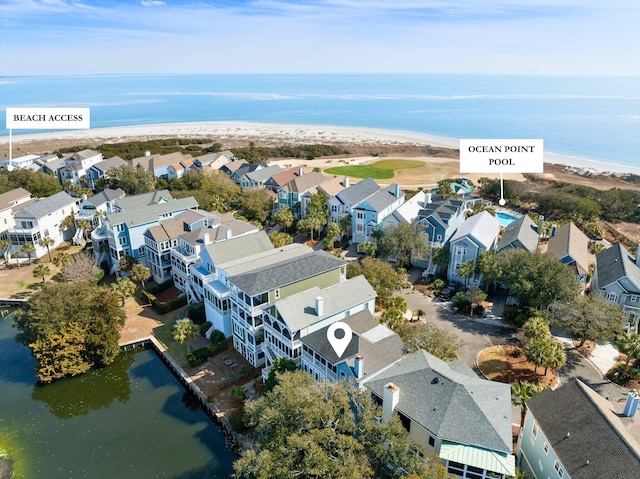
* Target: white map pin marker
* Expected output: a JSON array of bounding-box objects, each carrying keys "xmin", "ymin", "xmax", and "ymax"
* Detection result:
[{"xmin": 327, "ymin": 322, "xmax": 352, "ymax": 359}]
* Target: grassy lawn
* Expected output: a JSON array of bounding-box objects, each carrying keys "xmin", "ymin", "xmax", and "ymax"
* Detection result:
[
  {"xmin": 153, "ymin": 320, "xmax": 191, "ymax": 366},
  {"xmin": 324, "ymin": 159, "xmax": 424, "ymax": 179}
]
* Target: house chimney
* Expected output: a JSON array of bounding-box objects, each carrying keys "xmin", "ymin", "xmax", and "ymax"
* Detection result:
[
  {"xmin": 550, "ymin": 224, "xmax": 557, "ymax": 237},
  {"xmin": 538, "ymin": 217, "xmax": 544, "ymax": 235},
  {"xmin": 623, "ymin": 390, "xmax": 639, "ymax": 417},
  {"xmin": 344, "ymin": 176, "xmax": 350, "ymax": 188},
  {"xmin": 425, "ymin": 192, "xmax": 432, "ymax": 205},
  {"xmin": 636, "ymin": 245, "xmax": 640, "ymax": 267},
  {"xmin": 144, "ymin": 150, "xmax": 151, "ymax": 156},
  {"xmin": 461, "ymin": 178, "xmax": 468, "ymax": 186},
  {"xmin": 383, "ymin": 382, "xmax": 400, "ymax": 422},
  {"xmin": 298, "ymin": 166, "xmax": 304, "ymax": 177},
  {"xmin": 394, "ymin": 184, "xmax": 401, "ymax": 198},
  {"xmin": 354, "ymin": 355, "xmax": 364, "ymax": 379},
  {"xmin": 315, "ymin": 296, "xmax": 324, "ymax": 316},
  {"xmin": 225, "ymin": 229, "xmax": 233, "ymax": 240},
  {"xmin": 202, "ymin": 231, "xmax": 211, "ymax": 245}
]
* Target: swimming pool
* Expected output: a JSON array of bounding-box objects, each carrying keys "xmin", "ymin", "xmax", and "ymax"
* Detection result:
[{"xmin": 496, "ymin": 211, "xmax": 519, "ymax": 227}]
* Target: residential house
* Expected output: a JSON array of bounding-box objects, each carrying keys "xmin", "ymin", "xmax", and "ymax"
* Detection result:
[
  {"xmin": 261, "ymin": 274, "xmax": 381, "ymax": 379},
  {"xmin": 2, "ymin": 154, "xmax": 41, "ymax": 170},
  {"xmin": 171, "ymin": 215, "xmax": 260, "ymax": 303},
  {"xmin": 366, "ymin": 350, "xmax": 515, "ymax": 479},
  {"xmin": 8, "ymin": 191, "xmax": 78, "ymax": 259},
  {"xmin": 190, "ymin": 151, "xmax": 235, "ymax": 174},
  {"xmin": 496, "ymin": 215, "xmax": 540, "ymax": 254},
  {"xmin": 327, "ymin": 177, "xmax": 379, "ymax": 227},
  {"xmin": 166, "ymin": 157, "xmax": 194, "ymax": 181},
  {"xmin": 40, "ymin": 156, "xmax": 67, "ymax": 176},
  {"xmin": 226, "ymin": 245, "xmax": 347, "ymax": 367},
  {"xmin": 448, "ymin": 211, "xmax": 501, "ymax": 287},
  {"xmin": 591, "ymin": 243, "xmax": 640, "ymax": 334},
  {"xmin": 0, "ymin": 188, "xmax": 32, "ymax": 241},
  {"xmin": 351, "ymin": 183, "xmax": 405, "ymax": 244},
  {"xmin": 85, "ymin": 156, "xmax": 127, "ymax": 190},
  {"xmin": 546, "ymin": 222, "xmax": 590, "ymax": 284},
  {"xmin": 112, "ymin": 189, "xmax": 173, "ymax": 212},
  {"xmin": 57, "ymin": 149, "xmax": 104, "ymax": 187},
  {"xmin": 300, "ymin": 305, "xmax": 404, "ymax": 385},
  {"xmin": 267, "ymin": 168, "xmax": 328, "ymax": 217},
  {"xmin": 228, "ymin": 162, "xmax": 266, "ymax": 185},
  {"xmin": 129, "ymin": 152, "xmax": 193, "ymax": 180},
  {"xmin": 239, "ymin": 164, "xmax": 283, "ymax": 191},
  {"xmin": 299, "ymin": 175, "xmax": 348, "ymax": 219},
  {"xmin": 193, "ymin": 231, "xmax": 275, "ymax": 337},
  {"xmin": 74, "ymin": 188, "xmax": 126, "ymax": 246},
  {"xmin": 518, "ymin": 378, "xmax": 640, "ymax": 479},
  {"xmin": 92, "ymin": 195, "xmax": 198, "ymax": 273},
  {"xmin": 219, "ymin": 159, "xmax": 249, "ymax": 177}
]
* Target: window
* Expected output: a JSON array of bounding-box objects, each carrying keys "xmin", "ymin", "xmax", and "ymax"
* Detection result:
[
  {"xmin": 436, "ymin": 234, "xmax": 442, "ymax": 241},
  {"xmin": 532, "ymin": 421, "xmax": 538, "ymax": 439},
  {"xmin": 554, "ymin": 460, "xmax": 564, "ymax": 477},
  {"xmin": 606, "ymin": 292, "xmax": 619, "ymax": 302},
  {"xmin": 119, "ymin": 237, "xmax": 127, "ymax": 245},
  {"xmin": 428, "ymin": 436, "xmax": 435, "ymax": 448},
  {"xmin": 543, "ymin": 442, "xmax": 549, "ymax": 454},
  {"xmin": 631, "ymin": 295, "xmax": 638, "ymax": 303},
  {"xmin": 357, "ymin": 212, "xmax": 365, "ymax": 219},
  {"xmin": 274, "ymin": 289, "xmax": 280, "ymax": 299}
]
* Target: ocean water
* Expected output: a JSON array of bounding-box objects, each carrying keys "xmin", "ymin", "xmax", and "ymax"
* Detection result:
[{"xmin": 0, "ymin": 74, "xmax": 638, "ymax": 168}]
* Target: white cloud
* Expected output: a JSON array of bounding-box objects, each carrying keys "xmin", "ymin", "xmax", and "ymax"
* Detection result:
[{"xmin": 141, "ymin": 0, "xmax": 166, "ymax": 6}]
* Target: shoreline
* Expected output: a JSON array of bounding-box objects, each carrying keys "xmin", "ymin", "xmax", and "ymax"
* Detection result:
[{"xmin": 1, "ymin": 120, "xmax": 640, "ymax": 177}]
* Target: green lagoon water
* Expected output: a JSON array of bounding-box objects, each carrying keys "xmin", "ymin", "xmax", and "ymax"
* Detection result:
[{"xmin": 0, "ymin": 315, "xmax": 236, "ymax": 478}]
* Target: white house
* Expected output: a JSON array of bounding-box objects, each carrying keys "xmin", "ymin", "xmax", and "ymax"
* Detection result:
[
  {"xmin": 8, "ymin": 191, "xmax": 78, "ymax": 259},
  {"xmin": 0, "ymin": 188, "xmax": 32, "ymax": 241},
  {"xmin": 57, "ymin": 149, "xmax": 104, "ymax": 187}
]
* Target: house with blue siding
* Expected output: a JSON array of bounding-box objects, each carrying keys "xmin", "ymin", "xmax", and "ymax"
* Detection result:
[
  {"xmin": 327, "ymin": 177, "xmax": 379, "ymax": 226},
  {"xmin": 546, "ymin": 222, "xmax": 590, "ymax": 284},
  {"xmin": 448, "ymin": 211, "xmax": 500, "ymax": 287},
  {"xmin": 351, "ymin": 183, "xmax": 405, "ymax": 244}
]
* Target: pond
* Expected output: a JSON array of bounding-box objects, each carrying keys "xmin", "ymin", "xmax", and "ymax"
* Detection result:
[{"xmin": 0, "ymin": 314, "xmax": 236, "ymax": 479}]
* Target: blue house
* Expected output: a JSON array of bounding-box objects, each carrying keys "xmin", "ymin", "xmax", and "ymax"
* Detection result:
[
  {"xmin": 448, "ymin": 211, "xmax": 500, "ymax": 287},
  {"xmin": 351, "ymin": 184, "xmax": 405, "ymax": 244}
]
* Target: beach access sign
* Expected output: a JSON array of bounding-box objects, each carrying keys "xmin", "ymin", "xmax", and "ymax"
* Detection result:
[
  {"xmin": 459, "ymin": 139, "xmax": 544, "ymax": 173},
  {"xmin": 6, "ymin": 107, "xmax": 90, "ymax": 130}
]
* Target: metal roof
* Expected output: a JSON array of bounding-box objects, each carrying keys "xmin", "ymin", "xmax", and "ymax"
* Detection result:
[{"xmin": 439, "ymin": 441, "xmax": 515, "ymax": 477}]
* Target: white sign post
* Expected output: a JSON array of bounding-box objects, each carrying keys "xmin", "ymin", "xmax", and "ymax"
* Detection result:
[
  {"xmin": 5, "ymin": 107, "xmax": 90, "ymax": 166},
  {"xmin": 459, "ymin": 139, "xmax": 544, "ymax": 205}
]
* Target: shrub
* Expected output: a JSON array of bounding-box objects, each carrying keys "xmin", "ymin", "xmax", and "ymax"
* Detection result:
[
  {"xmin": 209, "ymin": 329, "xmax": 226, "ymax": 344},
  {"xmin": 188, "ymin": 302, "xmax": 206, "ymax": 325},
  {"xmin": 472, "ymin": 304, "xmax": 485, "ymax": 316},
  {"xmin": 432, "ymin": 278, "xmax": 446, "ymax": 296},
  {"xmin": 452, "ymin": 291, "xmax": 472, "ymax": 315},
  {"xmin": 200, "ymin": 321, "xmax": 213, "ymax": 336},
  {"xmin": 186, "ymin": 340, "xmax": 229, "ymax": 367},
  {"xmin": 145, "ymin": 279, "xmax": 174, "ymax": 295}
]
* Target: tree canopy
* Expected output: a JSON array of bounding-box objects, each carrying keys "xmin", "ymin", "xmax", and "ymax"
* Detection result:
[
  {"xmin": 377, "ymin": 221, "xmax": 429, "ymax": 269},
  {"xmin": 14, "ymin": 282, "xmax": 125, "ymax": 383},
  {"xmin": 347, "ymin": 257, "xmax": 403, "ymax": 306},
  {"xmin": 233, "ymin": 370, "xmax": 447, "ymax": 479}
]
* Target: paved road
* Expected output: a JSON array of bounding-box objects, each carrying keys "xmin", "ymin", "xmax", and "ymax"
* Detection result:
[{"xmin": 397, "ymin": 279, "xmax": 627, "ymax": 406}]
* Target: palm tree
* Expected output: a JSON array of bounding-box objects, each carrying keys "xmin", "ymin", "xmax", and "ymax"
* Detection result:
[
  {"xmin": 20, "ymin": 243, "xmax": 36, "ymax": 264},
  {"xmin": 457, "ymin": 259, "xmax": 475, "ymax": 288},
  {"xmin": 524, "ymin": 338, "xmax": 551, "ymax": 377},
  {"xmin": 130, "ymin": 264, "xmax": 150, "ymax": 290},
  {"xmin": 616, "ymin": 333, "xmax": 640, "ymax": 374},
  {"xmin": 0, "ymin": 239, "xmax": 9, "ymax": 267},
  {"xmin": 59, "ymin": 212, "xmax": 76, "ymax": 234},
  {"xmin": 77, "ymin": 220, "xmax": 92, "ymax": 241},
  {"xmin": 110, "ymin": 277, "xmax": 136, "ymax": 306},
  {"xmin": 33, "ymin": 264, "xmax": 51, "ymax": 284},
  {"xmin": 273, "ymin": 206, "xmax": 294, "ymax": 232},
  {"xmin": 542, "ymin": 340, "xmax": 566, "ymax": 375},
  {"xmin": 11, "ymin": 251, "xmax": 20, "ymax": 269},
  {"xmin": 38, "ymin": 237, "xmax": 56, "ymax": 262},
  {"xmin": 53, "ymin": 251, "xmax": 72, "ymax": 268},
  {"xmin": 171, "ymin": 318, "xmax": 198, "ymax": 352},
  {"xmin": 414, "ymin": 308, "xmax": 425, "ymax": 321},
  {"xmin": 511, "ymin": 381, "xmax": 545, "ymax": 428}
]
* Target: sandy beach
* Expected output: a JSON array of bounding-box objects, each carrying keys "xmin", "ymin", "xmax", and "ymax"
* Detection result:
[{"xmin": 2, "ymin": 121, "xmax": 640, "ymax": 183}]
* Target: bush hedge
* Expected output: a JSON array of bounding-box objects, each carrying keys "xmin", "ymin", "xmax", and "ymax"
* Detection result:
[
  {"xmin": 186, "ymin": 340, "xmax": 228, "ymax": 367},
  {"xmin": 142, "ymin": 290, "xmax": 187, "ymax": 315}
]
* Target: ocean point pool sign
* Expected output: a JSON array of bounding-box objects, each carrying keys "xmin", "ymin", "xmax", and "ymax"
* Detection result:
[{"xmin": 459, "ymin": 139, "xmax": 543, "ymax": 205}]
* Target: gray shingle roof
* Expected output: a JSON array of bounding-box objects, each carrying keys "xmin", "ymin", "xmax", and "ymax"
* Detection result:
[
  {"xmin": 244, "ymin": 165, "xmax": 283, "ymax": 184},
  {"xmin": 274, "ymin": 275, "xmax": 376, "ymax": 332},
  {"xmin": 338, "ymin": 177, "xmax": 381, "ymax": 206},
  {"xmin": 418, "ymin": 195, "xmax": 464, "ymax": 228},
  {"xmin": 87, "ymin": 188, "xmax": 125, "ymax": 207},
  {"xmin": 366, "ymin": 350, "xmax": 512, "ymax": 454},
  {"xmin": 114, "ymin": 190, "xmax": 173, "ymax": 211},
  {"xmin": 547, "ymin": 222, "xmax": 590, "ymax": 275},
  {"xmin": 92, "ymin": 156, "xmax": 126, "ymax": 173},
  {"xmin": 595, "ymin": 243, "xmax": 640, "ymax": 292},
  {"xmin": 108, "ymin": 197, "xmax": 198, "ymax": 227},
  {"xmin": 450, "ymin": 211, "xmax": 501, "ymax": 250},
  {"xmin": 497, "ymin": 214, "xmax": 539, "ymax": 253},
  {"xmin": 526, "ymin": 378, "xmax": 640, "ymax": 479},
  {"xmin": 15, "ymin": 191, "xmax": 76, "ymax": 219},
  {"xmin": 204, "ymin": 230, "xmax": 274, "ymax": 266},
  {"xmin": 228, "ymin": 250, "xmax": 347, "ymax": 296},
  {"xmin": 357, "ymin": 184, "xmax": 403, "ymax": 213}
]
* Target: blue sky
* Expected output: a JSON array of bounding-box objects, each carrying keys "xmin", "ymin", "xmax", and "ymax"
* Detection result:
[{"xmin": 0, "ymin": 0, "xmax": 638, "ymax": 75}]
